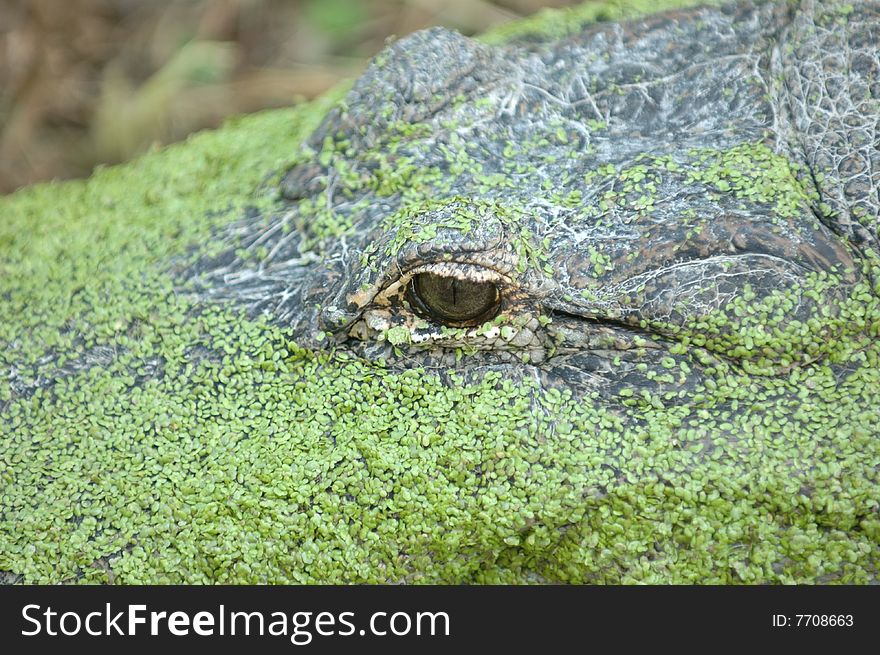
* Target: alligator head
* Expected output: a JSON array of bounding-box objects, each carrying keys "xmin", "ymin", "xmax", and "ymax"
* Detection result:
[{"xmin": 195, "ymin": 0, "xmax": 873, "ymax": 401}]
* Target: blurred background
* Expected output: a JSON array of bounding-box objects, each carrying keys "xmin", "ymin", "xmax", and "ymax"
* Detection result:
[{"xmin": 0, "ymin": 0, "xmax": 587, "ymax": 194}]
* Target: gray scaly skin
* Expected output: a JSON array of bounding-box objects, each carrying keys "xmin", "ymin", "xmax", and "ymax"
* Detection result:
[{"xmin": 193, "ymin": 0, "xmax": 879, "ymax": 400}]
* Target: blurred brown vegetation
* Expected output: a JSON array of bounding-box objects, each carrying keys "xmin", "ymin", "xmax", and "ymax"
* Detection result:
[{"xmin": 0, "ymin": 0, "xmax": 583, "ymax": 194}]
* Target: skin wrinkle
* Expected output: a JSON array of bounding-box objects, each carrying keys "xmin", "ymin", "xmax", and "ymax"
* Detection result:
[{"xmin": 1, "ymin": 0, "xmax": 879, "ymax": 583}]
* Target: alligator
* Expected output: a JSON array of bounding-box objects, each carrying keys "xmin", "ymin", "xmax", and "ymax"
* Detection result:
[{"xmin": 1, "ymin": 0, "xmax": 878, "ymax": 583}]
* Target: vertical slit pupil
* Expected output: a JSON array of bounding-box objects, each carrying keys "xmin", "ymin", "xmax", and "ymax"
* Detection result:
[{"xmin": 409, "ymin": 273, "xmax": 500, "ymax": 326}]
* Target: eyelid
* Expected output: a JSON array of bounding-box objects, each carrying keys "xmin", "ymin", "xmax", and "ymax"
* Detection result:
[
  {"xmin": 398, "ymin": 262, "xmax": 511, "ymax": 287},
  {"xmin": 368, "ymin": 261, "xmax": 511, "ymax": 308}
]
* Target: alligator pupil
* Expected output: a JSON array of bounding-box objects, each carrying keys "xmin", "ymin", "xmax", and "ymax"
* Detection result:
[{"xmin": 408, "ymin": 273, "xmax": 500, "ymax": 326}]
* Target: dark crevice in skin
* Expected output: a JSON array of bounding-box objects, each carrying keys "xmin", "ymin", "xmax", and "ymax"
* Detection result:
[
  {"xmin": 546, "ymin": 306, "xmax": 662, "ymax": 344},
  {"xmin": 798, "ymin": 142, "xmax": 836, "ymax": 238},
  {"xmin": 543, "ymin": 304, "xmax": 780, "ymax": 377},
  {"xmin": 544, "ymin": 308, "xmax": 748, "ymax": 384}
]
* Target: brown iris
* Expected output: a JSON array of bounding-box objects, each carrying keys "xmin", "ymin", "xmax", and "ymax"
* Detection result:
[{"xmin": 407, "ymin": 273, "xmax": 501, "ymax": 327}]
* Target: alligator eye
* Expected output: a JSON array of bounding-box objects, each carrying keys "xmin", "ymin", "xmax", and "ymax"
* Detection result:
[{"xmin": 407, "ymin": 273, "xmax": 501, "ymax": 327}]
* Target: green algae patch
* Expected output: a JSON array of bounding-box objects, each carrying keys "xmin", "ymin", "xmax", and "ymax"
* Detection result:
[
  {"xmin": 2, "ymin": 288, "xmax": 879, "ymax": 582},
  {"xmin": 683, "ymin": 143, "xmax": 817, "ymax": 220},
  {"xmin": 380, "ymin": 197, "xmax": 552, "ymax": 274},
  {"xmin": 2, "ymin": 226, "xmax": 879, "ymax": 584},
  {"xmin": 480, "ymin": 0, "xmax": 723, "ymax": 45}
]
